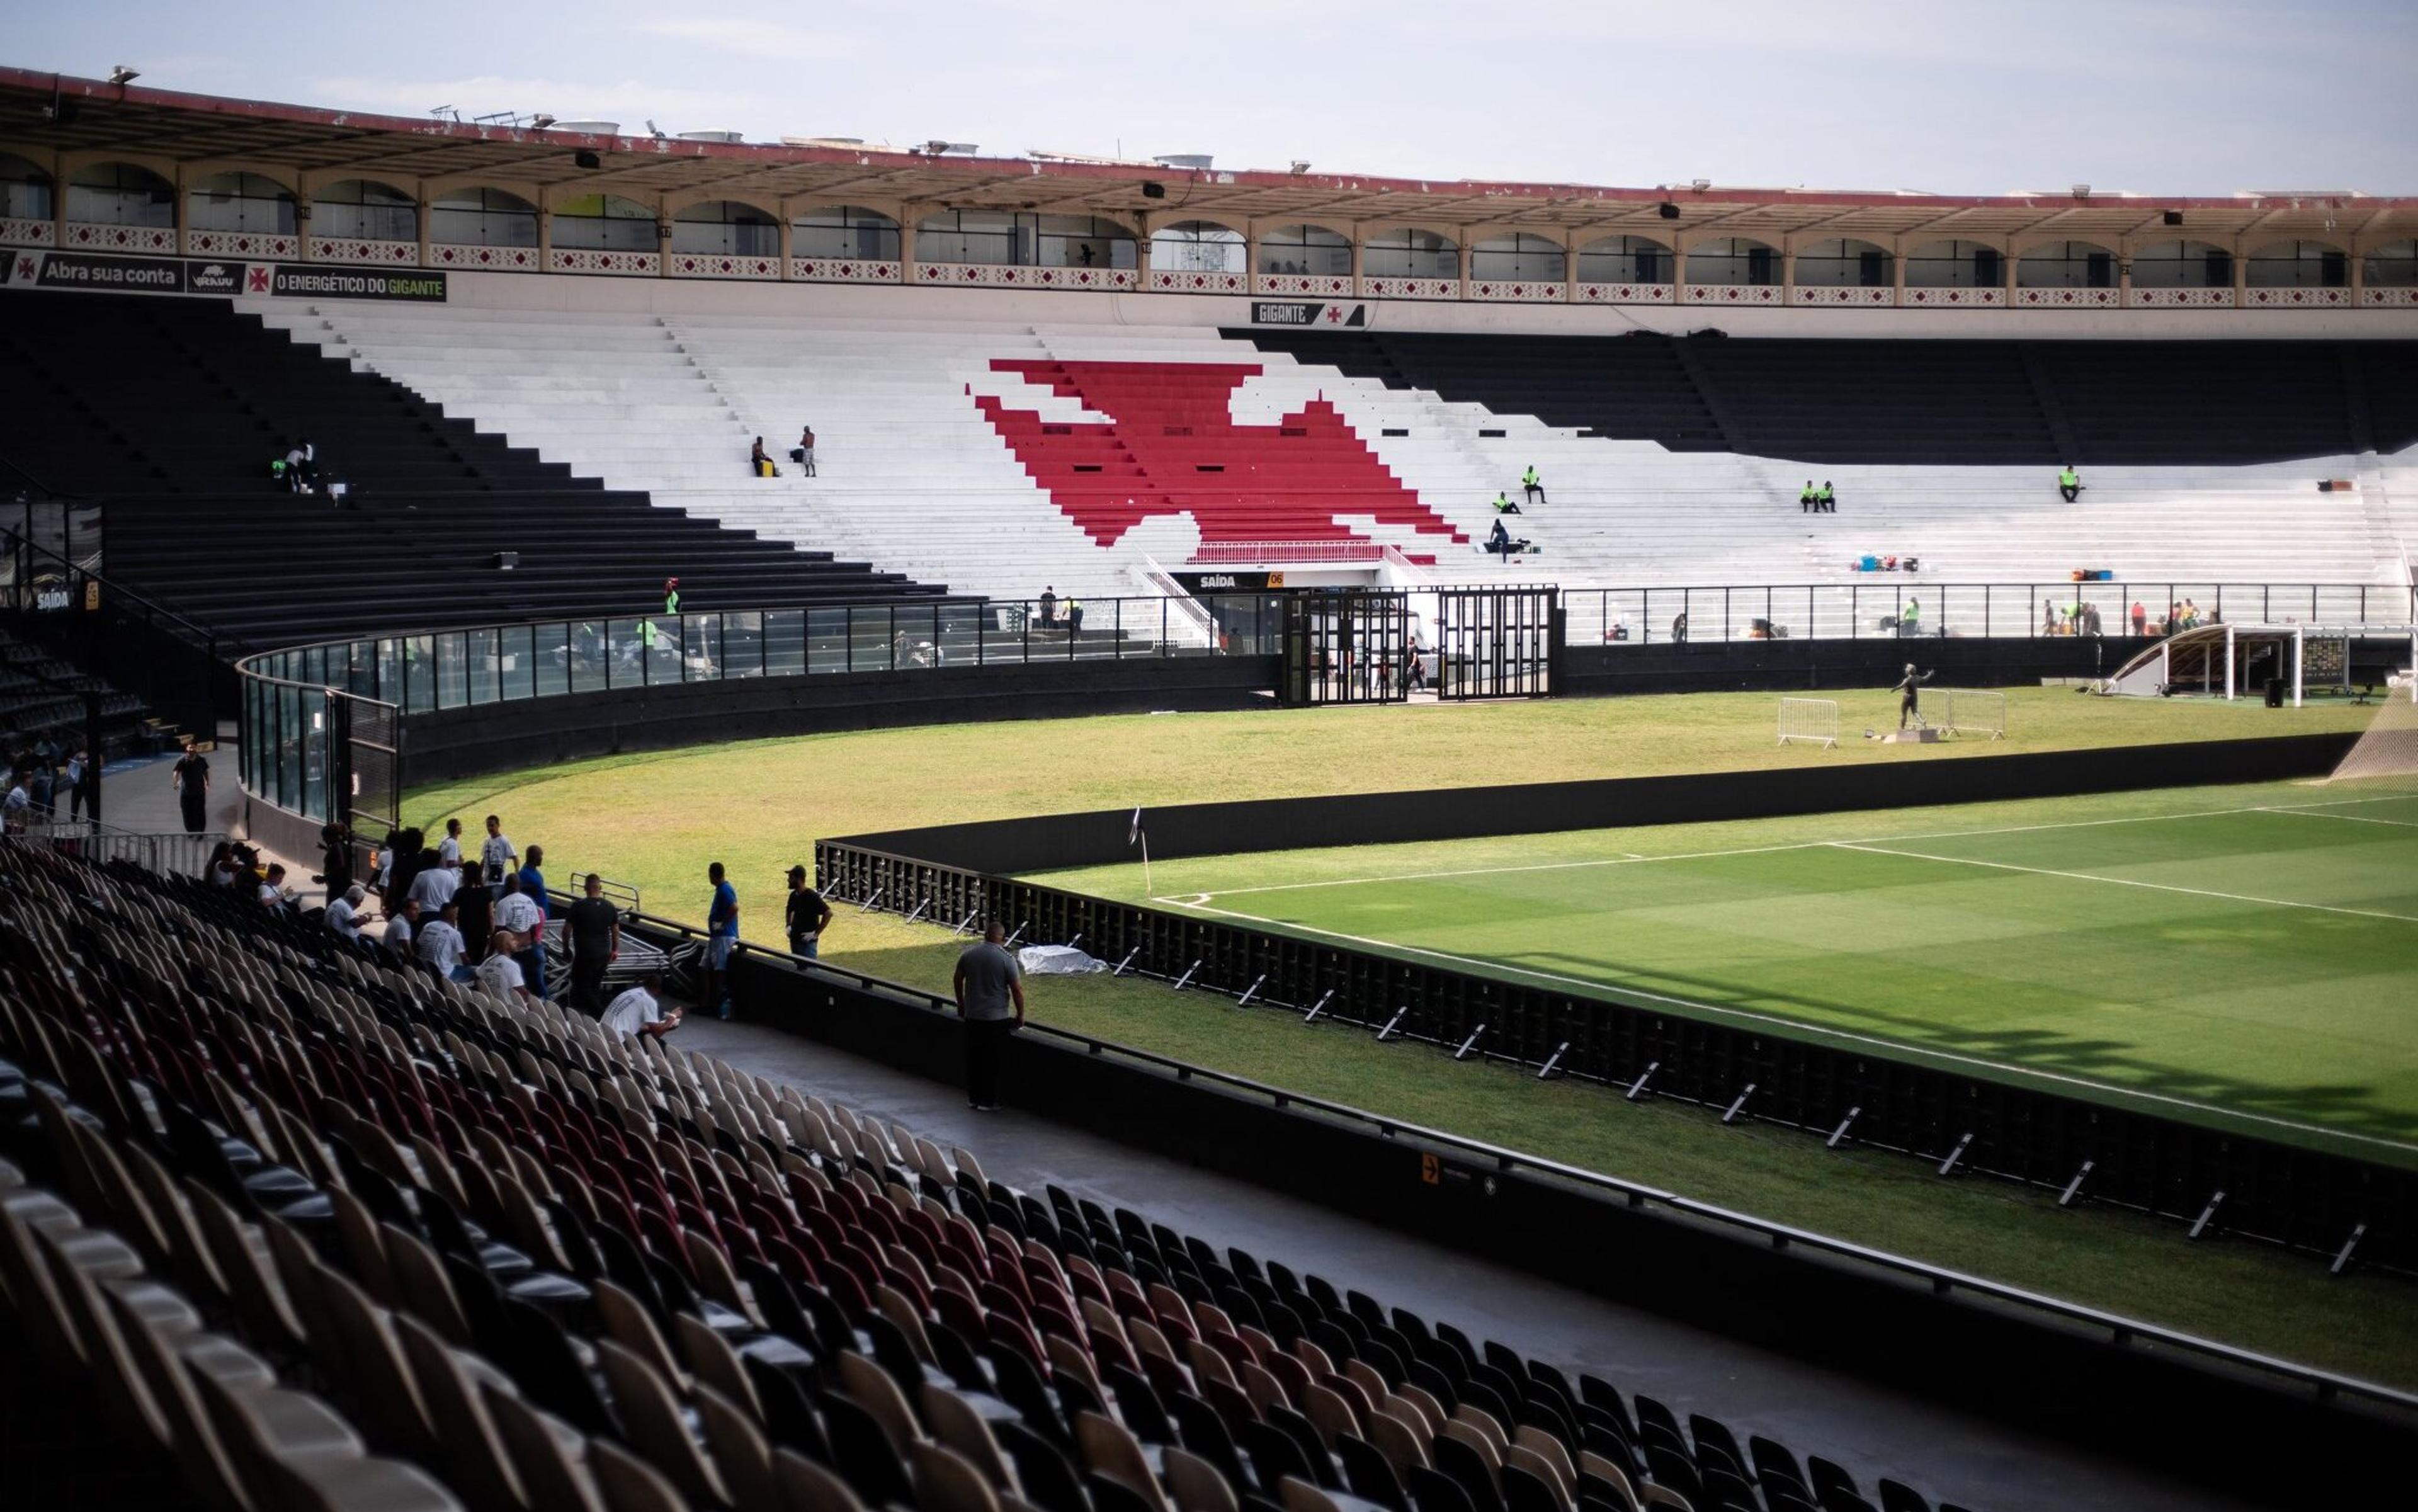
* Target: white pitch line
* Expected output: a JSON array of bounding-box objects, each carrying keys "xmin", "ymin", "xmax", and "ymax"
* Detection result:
[
  {"xmin": 1169, "ymin": 895, "xmax": 2418, "ymax": 1159},
  {"xmin": 1179, "ymin": 793, "xmax": 2417, "ymax": 902},
  {"xmin": 2261, "ymin": 805, "xmax": 2418, "ymax": 830},
  {"xmin": 1831, "ymin": 842, "xmax": 2418, "ymax": 924}
]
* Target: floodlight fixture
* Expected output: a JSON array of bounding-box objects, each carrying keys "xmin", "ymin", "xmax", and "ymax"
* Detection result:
[{"xmin": 107, "ymin": 65, "xmax": 140, "ymax": 85}]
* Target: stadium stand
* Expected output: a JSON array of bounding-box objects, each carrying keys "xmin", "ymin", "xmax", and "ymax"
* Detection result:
[
  {"xmin": 0, "ymin": 292, "xmax": 945, "ymax": 641},
  {"xmin": 241, "ymin": 298, "xmax": 2417, "ymax": 598},
  {"xmin": 0, "ymin": 834, "xmax": 1982, "ymax": 1512},
  {"xmin": 1239, "ymin": 333, "xmax": 2418, "ymax": 467},
  {"xmin": 0, "ymin": 622, "xmax": 156, "ymax": 757}
]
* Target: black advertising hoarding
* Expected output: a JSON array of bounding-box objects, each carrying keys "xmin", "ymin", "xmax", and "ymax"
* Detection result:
[
  {"xmin": 1251, "ymin": 300, "xmax": 1366, "ymax": 327},
  {"xmin": 6, "ymin": 248, "xmax": 189, "ymax": 293},
  {"xmin": 0, "ymin": 248, "xmax": 446, "ymax": 302},
  {"xmin": 266, "ymin": 264, "xmax": 448, "ymax": 302}
]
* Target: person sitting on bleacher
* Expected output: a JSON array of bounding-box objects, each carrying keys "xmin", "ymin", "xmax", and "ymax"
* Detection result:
[
  {"xmin": 750, "ymin": 436, "xmax": 780, "ymax": 477},
  {"xmin": 1800, "ymin": 480, "xmax": 1818, "ymax": 513},
  {"xmin": 258, "ymin": 863, "xmax": 295, "ymax": 914},
  {"xmin": 2058, "ymin": 464, "xmax": 2082, "ymax": 503},
  {"xmin": 475, "ymin": 928, "xmax": 534, "ymax": 1004},
  {"xmin": 325, "ymin": 883, "xmax": 367, "ymax": 942},
  {"xmin": 416, "ymin": 898, "xmax": 471, "ymax": 982},
  {"xmin": 1492, "ymin": 489, "xmax": 1521, "ymax": 515},
  {"xmin": 1521, "ymin": 465, "xmax": 1546, "ymax": 506},
  {"xmin": 1817, "ymin": 480, "xmax": 1837, "ymax": 513},
  {"xmin": 382, "ymin": 896, "xmax": 419, "ymax": 957}
]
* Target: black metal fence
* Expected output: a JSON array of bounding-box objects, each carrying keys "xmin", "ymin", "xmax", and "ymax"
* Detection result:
[{"xmin": 815, "ymin": 837, "xmax": 2416, "ymax": 1273}]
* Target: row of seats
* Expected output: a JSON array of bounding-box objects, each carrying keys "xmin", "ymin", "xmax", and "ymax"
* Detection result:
[
  {"xmin": 0, "ymin": 836, "xmax": 1973, "ymax": 1512},
  {"xmin": 4, "ymin": 292, "xmax": 951, "ymax": 643},
  {"xmin": 1242, "ymin": 331, "xmax": 2418, "ymax": 467},
  {"xmin": 0, "ymin": 292, "xmax": 586, "ymax": 496},
  {"xmin": 99, "ymin": 492, "xmax": 941, "ymax": 644},
  {"xmin": 0, "ymin": 622, "xmax": 157, "ymax": 755}
]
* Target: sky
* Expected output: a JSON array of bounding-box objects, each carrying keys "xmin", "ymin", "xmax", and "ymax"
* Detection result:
[{"xmin": 12, "ymin": 1, "xmax": 2417, "ymax": 194}]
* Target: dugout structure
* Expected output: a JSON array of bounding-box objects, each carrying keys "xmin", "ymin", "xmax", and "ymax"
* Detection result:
[{"xmin": 2104, "ymin": 623, "xmax": 2418, "ymax": 706}]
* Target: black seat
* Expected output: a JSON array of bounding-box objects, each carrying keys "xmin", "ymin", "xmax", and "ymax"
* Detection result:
[
  {"xmin": 1337, "ymin": 1433, "xmax": 1408, "ymax": 1512},
  {"xmin": 998, "ymin": 1419, "xmax": 1093, "ymax": 1512},
  {"xmin": 821, "ymin": 1389, "xmax": 916, "ymax": 1506}
]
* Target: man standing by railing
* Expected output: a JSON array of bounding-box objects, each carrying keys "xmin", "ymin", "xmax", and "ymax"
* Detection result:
[{"xmin": 953, "ymin": 921, "xmax": 1025, "ymax": 1111}]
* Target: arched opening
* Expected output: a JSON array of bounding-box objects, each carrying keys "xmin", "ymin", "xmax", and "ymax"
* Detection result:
[
  {"xmin": 315, "ymin": 179, "xmax": 417, "ymax": 242},
  {"xmin": 0, "ymin": 152, "xmax": 55, "ymax": 221},
  {"xmin": 1574, "ymin": 235, "xmax": 1672, "ymax": 285},
  {"xmin": 791, "ymin": 205, "xmax": 899, "ymax": 259},
  {"xmin": 1363, "ymin": 228, "xmax": 1458, "ymax": 280},
  {"xmin": 430, "ymin": 187, "xmax": 538, "ymax": 246},
  {"xmin": 1150, "ymin": 220, "xmax": 1245, "ymax": 274},
  {"xmin": 915, "ymin": 210, "xmax": 1135, "ymax": 268},
  {"xmin": 1684, "ymin": 237, "xmax": 1779, "ymax": 285},
  {"xmin": 1470, "ymin": 234, "xmax": 1564, "ymax": 281},
  {"xmin": 552, "ymin": 194, "xmax": 656, "ymax": 251},
  {"xmin": 66, "ymin": 162, "xmax": 174, "ymax": 227},
  {"xmin": 2130, "ymin": 239, "xmax": 2233, "ymax": 288},
  {"xmin": 1904, "ymin": 239, "xmax": 2003, "ymax": 288},
  {"xmin": 2246, "ymin": 239, "xmax": 2348, "ymax": 288},
  {"xmin": 1793, "ymin": 237, "xmax": 1893, "ymax": 288},
  {"xmin": 186, "ymin": 172, "xmax": 297, "ymax": 234},
  {"xmin": 673, "ymin": 200, "xmax": 779, "ymax": 256},
  {"xmin": 2366, "ymin": 240, "xmax": 2418, "ymax": 288},
  {"xmin": 1256, "ymin": 224, "xmax": 1349, "ymax": 276},
  {"xmin": 2017, "ymin": 240, "xmax": 2116, "ymax": 288}
]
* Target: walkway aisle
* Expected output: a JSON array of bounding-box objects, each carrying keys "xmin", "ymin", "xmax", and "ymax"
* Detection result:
[
  {"xmin": 676, "ymin": 1018, "xmax": 2244, "ymax": 1512},
  {"xmin": 95, "ymin": 739, "xmax": 316, "ymax": 901}
]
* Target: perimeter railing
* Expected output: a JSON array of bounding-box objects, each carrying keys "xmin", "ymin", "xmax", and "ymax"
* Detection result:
[{"xmin": 1565, "ymin": 579, "xmax": 2415, "ymax": 644}]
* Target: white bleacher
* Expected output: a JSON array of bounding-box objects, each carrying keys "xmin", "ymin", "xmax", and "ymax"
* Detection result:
[{"xmin": 244, "ymin": 300, "xmax": 2414, "ymax": 613}]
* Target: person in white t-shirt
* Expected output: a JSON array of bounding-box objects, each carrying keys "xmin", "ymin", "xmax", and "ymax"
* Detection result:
[
  {"xmin": 479, "ymin": 815, "xmax": 517, "ymax": 892},
  {"xmin": 493, "ymin": 874, "xmax": 542, "ymax": 938},
  {"xmin": 601, "ymin": 973, "xmax": 681, "ymax": 1042},
  {"xmin": 437, "ymin": 817, "xmax": 465, "ymax": 868},
  {"xmin": 416, "ymin": 901, "xmax": 470, "ymax": 982},
  {"xmin": 475, "ymin": 931, "xmax": 532, "ymax": 1003},
  {"xmin": 406, "ymin": 855, "xmax": 459, "ymax": 912},
  {"xmin": 326, "ymin": 884, "xmax": 367, "ymax": 941},
  {"xmin": 383, "ymin": 898, "xmax": 419, "ymax": 956}
]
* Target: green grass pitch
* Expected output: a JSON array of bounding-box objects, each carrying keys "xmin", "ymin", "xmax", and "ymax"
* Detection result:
[{"xmin": 1041, "ymin": 780, "xmax": 2418, "ymax": 1166}]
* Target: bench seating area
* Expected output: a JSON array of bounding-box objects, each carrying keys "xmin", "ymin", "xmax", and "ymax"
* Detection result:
[
  {"xmin": 1241, "ymin": 331, "xmax": 2418, "ymax": 468},
  {"xmin": 1, "ymin": 291, "xmax": 947, "ymax": 644},
  {"xmin": 101, "ymin": 492, "xmax": 940, "ymax": 645},
  {"xmin": 0, "ymin": 836, "xmax": 1981, "ymax": 1512}
]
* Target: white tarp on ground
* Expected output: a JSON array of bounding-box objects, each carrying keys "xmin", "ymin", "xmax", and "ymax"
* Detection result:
[{"xmin": 1019, "ymin": 944, "xmax": 1107, "ymax": 975}]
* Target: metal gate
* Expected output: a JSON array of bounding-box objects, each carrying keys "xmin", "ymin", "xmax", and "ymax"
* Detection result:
[
  {"xmin": 1433, "ymin": 586, "xmax": 1560, "ymax": 700},
  {"xmin": 334, "ymin": 693, "xmax": 402, "ymax": 867},
  {"xmin": 1280, "ymin": 591, "xmax": 1412, "ymax": 705}
]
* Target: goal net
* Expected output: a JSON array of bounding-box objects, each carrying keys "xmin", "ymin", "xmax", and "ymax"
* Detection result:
[
  {"xmin": 1778, "ymin": 696, "xmax": 1839, "ymax": 749},
  {"xmin": 1924, "ymin": 688, "xmax": 2007, "ymax": 739},
  {"xmin": 2325, "ymin": 682, "xmax": 2418, "ymax": 792}
]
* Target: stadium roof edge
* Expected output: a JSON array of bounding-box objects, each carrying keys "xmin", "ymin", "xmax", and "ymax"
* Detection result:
[{"xmin": 4, "ymin": 67, "xmax": 2414, "ymax": 239}]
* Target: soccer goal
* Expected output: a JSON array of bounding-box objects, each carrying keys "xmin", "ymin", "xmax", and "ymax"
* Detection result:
[
  {"xmin": 1778, "ymin": 696, "xmax": 1840, "ymax": 748},
  {"xmin": 1924, "ymin": 688, "xmax": 2007, "ymax": 739}
]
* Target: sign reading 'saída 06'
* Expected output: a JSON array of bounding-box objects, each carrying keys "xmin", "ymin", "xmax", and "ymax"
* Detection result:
[{"xmin": 0, "ymin": 248, "xmax": 447, "ymax": 302}]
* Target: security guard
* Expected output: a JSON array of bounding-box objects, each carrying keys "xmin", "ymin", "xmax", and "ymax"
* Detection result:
[
  {"xmin": 1817, "ymin": 480, "xmax": 1837, "ymax": 513},
  {"xmin": 2058, "ymin": 465, "xmax": 2082, "ymax": 503},
  {"xmin": 1799, "ymin": 480, "xmax": 1817, "ymax": 513},
  {"xmin": 1492, "ymin": 491, "xmax": 1522, "ymax": 515},
  {"xmin": 1521, "ymin": 465, "xmax": 1546, "ymax": 506}
]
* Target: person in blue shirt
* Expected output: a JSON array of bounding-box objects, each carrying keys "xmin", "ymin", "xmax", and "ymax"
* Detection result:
[
  {"xmin": 514, "ymin": 846, "xmax": 550, "ymax": 999},
  {"xmin": 707, "ymin": 860, "xmax": 739, "ymax": 1018}
]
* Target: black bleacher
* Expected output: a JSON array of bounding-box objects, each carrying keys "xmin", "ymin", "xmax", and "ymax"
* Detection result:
[
  {"xmin": 1239, "ymin": 329, "xmax": 2418, "ymax": 467},
  {"xmin": 1, "ymin": 291, "xmax": 948, "ymax": 642}
]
